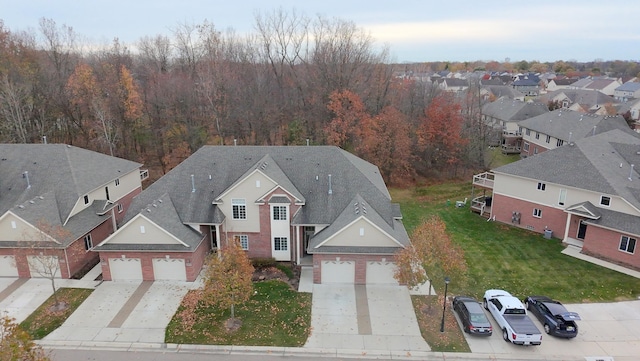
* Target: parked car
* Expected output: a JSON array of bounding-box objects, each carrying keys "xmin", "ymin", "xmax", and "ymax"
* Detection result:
[
  {"xmin": 523, "ymin": 296, "xmax": 581, "ymax": 338},
  {"xmin": 452, "ymin": 296, "xmax": 493, "ymax": 336}
]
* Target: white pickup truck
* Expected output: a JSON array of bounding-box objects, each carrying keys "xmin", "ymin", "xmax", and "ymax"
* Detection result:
[{"xmin": 483, "ymin": 289, "xmax": 542, "ymax": 346}]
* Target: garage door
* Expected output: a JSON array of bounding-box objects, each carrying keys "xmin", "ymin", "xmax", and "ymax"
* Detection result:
[
  {"xmin": 321, "ymin": 260, "xmax": 355, "ymax": 284},
  {"xmin": 109, "ymin": 258, "xmax": 143, "ymax": 281},
  {"xmin": 152, "ymin": 258, "xmax": 187, "ymax": 281},
  {"xmin": 27, "ymin": 255, "xmax": 61, "ymax": 278},
  {"xmin": 366, "ymin": 261, "xmax": 399, "ymax": 285},
  {"xmin": 0, "ymin": 255, "xmax": 19, "ymax": 277}
]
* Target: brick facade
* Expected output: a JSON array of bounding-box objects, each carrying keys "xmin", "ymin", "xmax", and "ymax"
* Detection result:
[
  {"xmin": 581, "ymin": 225, "xmax": 640, "ymax": 270},
  {"xmin": 492, "ymin": 193, "xmax": 567, "ymax": 237},
  {"xmin": 114, "ymin": 187, "xmax": 142, "ymax": 225},
  {"xmin": 312, "ymin": 253, "xmax": 397, "ymax": 284},
  {"xmin": 99, "ymin": 235, "xmax": 210, "ymax": 281}
]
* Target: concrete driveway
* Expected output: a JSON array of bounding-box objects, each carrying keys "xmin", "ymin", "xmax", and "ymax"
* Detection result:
[
  {"xmin": 304, "ymin": 284, "xmax": 430, "ymax": 352},
  {"xmin": 44, "ymin": 280, "xmax": 190, "ymax": 343},
  {"xmin": 459, "ymin": 299, "xmax": 640, "ymax": 361}
]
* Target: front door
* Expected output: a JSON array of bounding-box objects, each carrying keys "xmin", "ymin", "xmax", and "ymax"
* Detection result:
[{"xmin": 577, "ymin": 221, "xmax": 587, "ymax": 239}]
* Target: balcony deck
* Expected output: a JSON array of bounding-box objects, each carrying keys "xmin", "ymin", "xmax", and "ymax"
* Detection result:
[
  {"xmin": 472, "ymin": 172, "xmax": 494, "ymax": 189},
  {"xmin": 470, "ymin": 196, "xmax": 492, "ymax": 217}
]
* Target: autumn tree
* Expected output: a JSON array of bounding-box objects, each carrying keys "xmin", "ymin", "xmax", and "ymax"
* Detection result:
[
  {"xmin": 408, "ymin": 216, "xmax": 468, "ymax": 291},
  {"xmin": 0, "ymin": 315, "xmax": 51, "ymax": 361},
  {"xmin": 394, "ymin": 244, "xmax": 429, "ymax": 293},
  {"xmin": 200, "ymin": 241, "xmax": 254, "ymax": 330},
  {"xmin": 359, "ymin": 106, "xmax": 414, "ymax": 185},
  {"xmin": 417, "ymin": 92, "xmax": 468, "ymax": 176},
  {"xmin": 324, "ymin": 89, "xmax": 370, "ymax": 151}
]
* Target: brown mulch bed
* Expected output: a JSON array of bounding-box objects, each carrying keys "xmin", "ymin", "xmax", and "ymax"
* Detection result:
[{"xmin": 252, "ymin": 266, "xmax": 300, "ymax": 290}]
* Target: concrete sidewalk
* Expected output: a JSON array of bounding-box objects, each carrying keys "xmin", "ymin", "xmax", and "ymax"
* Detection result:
[{"xmin": 562, "ymin": 245, "xmax": 640, "ymax": 279}]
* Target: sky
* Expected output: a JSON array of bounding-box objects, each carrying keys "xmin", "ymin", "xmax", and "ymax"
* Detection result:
[{"xmin": 1, "ymin": 0, "xmax": 639, "ymax": 63}]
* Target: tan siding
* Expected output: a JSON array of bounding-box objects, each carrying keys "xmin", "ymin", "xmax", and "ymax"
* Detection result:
[
  {"xmin": 68, "ymin": 169, "xmax": 142, "ymax": 218},
  {"xmin": 107, "ymin": 217, "xmax": 184, "ymax": 245},
  {"xmin": 0, "ymin": 214, "xmax": 47, "ymax": 243},
  {"xmin": 220, "ymin": 171, "xmax": 276, "ymax": 233},
  {"xmin": 322, "ymin": 218, "xmax": 398, "ymax": 247}
]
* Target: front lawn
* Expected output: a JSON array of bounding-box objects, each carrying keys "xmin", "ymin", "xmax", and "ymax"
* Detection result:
[
  {"xmin": 166, "ymin": 280, "xmax": 311, "ymax": 346},
  {"xmin": 412, "ymin": 295, "xmax": 470, "ymax": 353},
  {"xmin": 392, "ymin": 182, "xmax": 640, "ymax": 303},
  {"xmin": 19, "ymin": 288, "xmax": 93, "ymax": 340}
]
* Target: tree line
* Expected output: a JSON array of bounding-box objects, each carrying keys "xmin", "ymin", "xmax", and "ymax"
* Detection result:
[{"xmin": 2, "ymin": 12, "xmax": 634, "ymax": 184}]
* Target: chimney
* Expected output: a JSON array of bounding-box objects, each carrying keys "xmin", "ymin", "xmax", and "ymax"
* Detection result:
[
  {"xmin": 328, "ymin": 174, "xmax": 333, "ymax": 195},
  {"xmin": 191, "ymin": 174, "xmax": 195, "ymax": 193}
]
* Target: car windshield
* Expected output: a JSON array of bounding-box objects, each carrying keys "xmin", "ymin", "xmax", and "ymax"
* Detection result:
[{"xmin": 470, "ymin": 313, "xmax": 488, "ymax": 323}]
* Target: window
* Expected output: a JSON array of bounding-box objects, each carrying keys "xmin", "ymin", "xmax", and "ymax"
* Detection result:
[
  {"xmin": 600, "ymin": 196, "xmax": 611, "ymax": 207},
  {"xmin": 557, "ymin": 139, "xmax": 564, "ymax": 147},
  {"xmin": 619, "ymin": 236, "xmax": 636, "ymax": 254},
  {"xmin": 84, "ymin": 195, "xmax": 89, "ymax": 204},
  {"xmin": 525, "ymin": 129, "xmax": 531, "ymax": 136},
  {"xmin": 533, "ymin": 208, "xmax": 542, "ymax": 218},
  {"xmin": 84, "ymin": 234, "xmax": 93, "ymax": 250},
  {"xmin": 523, "ymin": 142, "xmax": 529, "ymax": 151},
  {"xmin": 546, "ymin": 135, "xmax": 551, "ymax": 143},
  {"xmin": 232, "ymin": 199, "xmax": 246, "ymax": 220},
  {"xmin": 537, "ymin": 182, "xmax": 546, "ymax": 191},
  {"xmin": 534, "ymin": 147, "xmax": 538, "ymax": 155},
  {"xmin": 115, "ymin": 178, "xmax": 120, "ymax": 186},
  {"xmin": 558, "ymin": 189, "xmax": 567, "ymax": 206},
  {"xmin": 105, "ymin": 186, "xmax": 110, "ymax": 201},
  {"xmin": 234, "ymin": 235, "xmax": 249, "ymax": 250},
  {"xmin": 535, "ymin": 132, "xmax": 540, "ymax": 140},
  {"xmin": 272, "ymin": 206, "xmax": 287, "ymax": 220},
  {"xmin": 274, "ymin": 237, "xmax": 288, "ymax": 251},
  {"xmin": 117, "ymin": 203, "xmax": 124, "ymax": 213}
]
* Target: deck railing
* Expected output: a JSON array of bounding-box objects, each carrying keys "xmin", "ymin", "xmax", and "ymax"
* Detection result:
[{"xmin": 472, "ymin": 172, "xmax": 494, "ymax": 188}]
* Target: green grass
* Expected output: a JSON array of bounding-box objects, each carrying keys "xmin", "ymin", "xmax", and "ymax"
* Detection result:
[
  {"xmin": 19, "ymin": 288, "xmax": 93, "ymax": 340},
  {"xmin": 166, "ymin": 280, "xmax": 311, "ymax": 346},
  {"xmin": 393, "ymin": 182, "xmax": 640, "ymax": 303}
]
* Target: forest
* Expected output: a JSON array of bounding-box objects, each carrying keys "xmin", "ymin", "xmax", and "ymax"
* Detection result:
[{"xmin": 1, "ymin": 12, "xmax": 638, "ymax": 185}]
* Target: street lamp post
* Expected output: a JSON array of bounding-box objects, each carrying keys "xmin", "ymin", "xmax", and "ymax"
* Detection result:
[{"xmin": 440, "ymin": 276, "xmax": 451, "ymax": 333}]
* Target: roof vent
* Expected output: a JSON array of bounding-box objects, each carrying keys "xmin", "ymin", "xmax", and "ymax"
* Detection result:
[
  {"xmin": 328, "ymin": 174, "xmax": 333, "ymax": 195},
  {"xmin": 191, "ymin": 174, "xmax": 196, "ymax": 193},
  {"xmin": 629, "ymin": 164, "xmax": 635, "ymax": 181},
  {"xmin": 23, "ymin": 171, "xmax": 31, "ymax": 189},
  {"xmin": 158, "ymin": 199, "xmax": 163, "ymax": 203}
]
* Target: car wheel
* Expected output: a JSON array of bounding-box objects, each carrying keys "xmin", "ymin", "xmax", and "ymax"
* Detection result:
[
  {"xmin": 544, "ymin": 324, "xmax": 550, "ymax": 334},
  {"xmin": 483, "ymin": 299, "xmax": 488, "ymax": 310},
  {"xmin": 525, "ymin": 301, "xmax": 530, "ymax": 310},
  {"xmin": 502, "ymin": 328, "xmax": 509, "ymax": 342}
]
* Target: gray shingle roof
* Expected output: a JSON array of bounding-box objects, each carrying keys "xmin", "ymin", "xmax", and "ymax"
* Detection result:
[
  {"xmin": 584, "ymin": 206, "xmax": 640, "ymax": 237},
  {"xmin": 494, "ymin": 129, "xmax": 640, "ymax": 209},
  {"xmin": 0, "ymin": 144, "xmax": 141, "ymax": 246},
  {"xmin": 537, "ymin": 89, "xmax": 618, "ymax": 108},
  {"xmin": 616, "ymin": 82, "xmax": 640, "ymax": 92},
  {"xmin": 518, "ymin": 109, "xmax": 631, "ymax": 141},
  {"xmin": 119, "ymin": 146, "xmax": 405, "ymax": 254},
  {"xmin": 482, "ymin": 98, "xmax": 549, "ymax": 122}
]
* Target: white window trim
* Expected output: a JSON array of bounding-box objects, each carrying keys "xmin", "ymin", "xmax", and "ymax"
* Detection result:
[
  {"xmin": 84, "ymin": 234, "xmax": 93, "ymax": 250},
  {"xmin": 117, "ymin": 203, "xmax": 124, "ymax": 213},
  {"xmin": 231, "ymin": 198, "xmax": 247, "ymax": 220},
  {"xmin": 533, "ymin": 208, "xmax": 542, "ymax": 218},
  {"xmin": 537, "ymin": 182, "xmax": 546, "ymax": 191},
  {"xmin": 600, "ymin": 195, "xmax": 611, "ymax": 207},
  {"xmin": 619, "ymin": 235, "xmax": 636, "ymax": 254},
  {"xmin": 235, "ymin": 235, "xmax": 249, "ymax": 250}
]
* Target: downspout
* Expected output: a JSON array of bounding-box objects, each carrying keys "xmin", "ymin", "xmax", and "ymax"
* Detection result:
[{"xmin": 63, "ymin": 247, "xmax": 71, "ymax": 279}]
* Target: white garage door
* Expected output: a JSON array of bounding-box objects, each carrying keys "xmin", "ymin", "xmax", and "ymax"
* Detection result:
[
  {"xmin": 0, "ymin": 255, "xmax": 19, "ymax": 277},
  {"xmin": 152, "ymin": 258, "xmax": 187, "ymax": 281},
  {"xmin": 27, "ymin": 255, "xmax": 61, "ymax": 278},
  {"xmin": 109, "ymin": 258, "xmax": 143, "ymax": 281},
  {"xmin": 366, "ymin": 261, "xmax": 399, "ymax": 285},
  {"xmin": 321, "ymin": 260, "xmax": 355, "ymax": 284}
]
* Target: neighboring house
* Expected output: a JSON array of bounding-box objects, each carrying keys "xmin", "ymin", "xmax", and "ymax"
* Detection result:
[
  {"xmin": 614, "ymin": 82, "xmax": 640, "ymax": 102},
  {"xmin": 481, "ymin": 97, "xmax": 549, "ymax": 152},
  {"xmin": 512, "ymin": 78, "xmax": 539, "ymax": 96},
  {"xmin": 95, "ymin": 146, "xmax": 410, "ymax": 284},
  {"xmin": 518, "ymin": 109, "xmax": 630, "ymax": 157},
  {"xmin": 537, "ymin": 89, "xmax": 618, "ymax": 115},
  {"xmin": 584, "ymin": 78, "xmax": 622, "ymax": 96},
  {"xmin": 546, "ymin": 78, "xmax": 578, "ymax": 92},
  {"xmin": 0, "ymin": 144, "xmax": 144, "ymax": 278},
  {"xmin": 471, "ymin": 129, "xmax": 640, "ymax": 270},
  {"xmin": 482, "ymin": 85, "xmax": 525, "ymax": 101},
  {"xmin": 440, "ymin": 78, "xmax": 469, "ymax": 93}
]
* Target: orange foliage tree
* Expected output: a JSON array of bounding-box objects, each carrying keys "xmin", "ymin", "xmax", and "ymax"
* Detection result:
[
  {"xmin": 417, "ymin": 92, "xmax": 468, "ymax": 175},
  {"xmin": 359, "ymin": 106, "xmax": 414, "ymax": 185},
  {"xmin": 324, "ymin": 89, "xmax": 370, "ymax": 152},
  {"xmin": 397, "ymin": 216, "xmax": 468, "ymax": 292},
  {"xmin": 0, "ymin": 316, "xmax": 51, "ymax": 361},
  {"xmin": 201, "ymin": 241, "xmax": 255, "ymax": 326}
]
